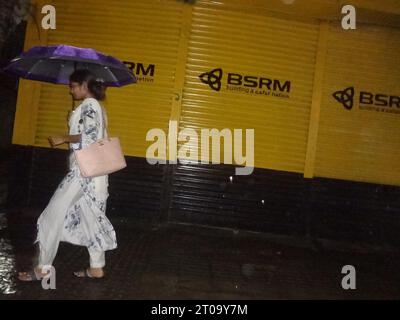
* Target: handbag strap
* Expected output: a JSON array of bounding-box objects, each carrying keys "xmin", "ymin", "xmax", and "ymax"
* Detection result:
[{"xmin": 100, "ymin": 105, "xmax": 109, "ymax": 139}]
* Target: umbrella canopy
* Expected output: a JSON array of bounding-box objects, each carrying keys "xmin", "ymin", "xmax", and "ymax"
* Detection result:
[{"xmin": 3, "ymin": 45, "xmax": 136, "ymax": 87}]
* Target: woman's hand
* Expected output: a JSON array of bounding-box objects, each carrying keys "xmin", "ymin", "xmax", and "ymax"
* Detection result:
[
  {"xmin": 48, "ymin": 135, "xmax": 65, "ymax": 147},
  {"xmin": 48, "ymin": 134, "xmax": 81, "ymax": 147}
]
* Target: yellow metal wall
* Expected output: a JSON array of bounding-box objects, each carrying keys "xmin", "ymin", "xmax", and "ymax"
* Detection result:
[
  {"xmin": 315, "ymin": 23, "xmax": 400, "ymax": 185},
  {"xmin": 180, "ymin": 1, "xmax": 319, "ymax": 172},
  {"xmin": 12, "ymin": 0, "xmax": 400, "ymax": 186}
]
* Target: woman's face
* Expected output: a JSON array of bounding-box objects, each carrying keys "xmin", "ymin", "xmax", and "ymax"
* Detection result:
[{"xmin": 69, "ymin": 81, "xmax": 89, "ymax": 100}]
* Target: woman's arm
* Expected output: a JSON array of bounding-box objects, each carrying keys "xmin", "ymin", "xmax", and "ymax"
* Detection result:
[
  {"xmin": 48, "ymin": 102, "xmax": 102, "ymax": 148},
  {"xmin": 48, "ymin": 134, "xmax": 81, "ymax": 147}
]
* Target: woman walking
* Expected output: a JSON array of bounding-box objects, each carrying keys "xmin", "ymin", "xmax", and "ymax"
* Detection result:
[{"xmin": 18, "ymin": 69, "xmax": 117, "ymax": 281}]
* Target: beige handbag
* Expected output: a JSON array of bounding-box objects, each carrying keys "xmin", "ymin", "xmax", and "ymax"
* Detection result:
[{"xmin": 74, "ymin": 106, "xmax": 127, "ymax": 178}]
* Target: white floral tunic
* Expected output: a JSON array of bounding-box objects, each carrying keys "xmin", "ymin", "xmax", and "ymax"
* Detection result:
[{"xmin": 37, "ymin": 97, "xmax": 117, "ymax": 252}]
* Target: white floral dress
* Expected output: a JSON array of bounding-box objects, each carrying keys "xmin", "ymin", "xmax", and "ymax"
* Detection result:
[{"xmin": 36, "ymin": 98, "xmax": 117, "ymax": 266}]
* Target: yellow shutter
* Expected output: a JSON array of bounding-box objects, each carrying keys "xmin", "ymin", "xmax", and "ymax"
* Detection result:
[
  {"xmin": 315, "ymin": 22, "xmax": 400, "ymax": 186},
  {"xmin": 179, "ymin": 1, "xmax": 319, "ymax": 172},
  {"xmin": 13, "ymin": 0, "xmax": 400, "ymax": 186}
]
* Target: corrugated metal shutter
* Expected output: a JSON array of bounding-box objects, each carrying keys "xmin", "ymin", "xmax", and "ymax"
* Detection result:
[
  {"xmin": 33, "ymin": 0, "xmax": 185, "ymax": 158},
  {"xmin": 179, "ymin": 1, "xmax": 320, "ymax": 173},
  {"xmin": 316, "ymin": 22, "xmax": 400, "ymax": 186},
  {"xmin": 169, "ymin": 1, "xmax": 319, "ymax": 229},
  {"xmin": 170, "ymin": 163, "xmax": 308, "ymax": 235}
]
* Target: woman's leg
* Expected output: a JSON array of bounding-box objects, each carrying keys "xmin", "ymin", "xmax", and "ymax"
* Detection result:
[
  {"xmin": 88, "ymin": 249, "xmax": 105, "ymax": 277},
  {"xmin": 73, "ymin": 249, "xmax": 105, "ymax": 278},
  {"xmin": 88, "ymin": 249, "xmax": 105, "ymax": 269},
  {"xmin": 36, "ymin": 172, "xmax": 83, "ymax": 270},
  {"xmin": 19, "ymin": 172, "xmax": 84, "ymax": 281}
]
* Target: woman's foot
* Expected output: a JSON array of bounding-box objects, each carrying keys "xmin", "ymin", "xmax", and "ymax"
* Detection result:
[
  {"xmin": 73, "ymin": 267, "xmax": 104, "ymax": 279},
  {"xmin": 18, "ymin": 267, "xmax": 49, "ymax": 281}
]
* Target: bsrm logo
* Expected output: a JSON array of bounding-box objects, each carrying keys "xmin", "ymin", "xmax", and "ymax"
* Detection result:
[
  {"xmin": 123, "ymin": 61, "xmax": 155, "ymax": 76},
  {"xmin": 360, "ymin": 92, "xmax": 400, "ymax": 107},
  {"xmin": 228, "ymin": 73, "xmax": 291, "ymax": 92},
  {"xmin": 333, "ymin": 87, "xmax": 400, "ymax": 110}
]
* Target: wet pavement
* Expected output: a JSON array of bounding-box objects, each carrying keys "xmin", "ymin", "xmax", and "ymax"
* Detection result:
[{"xmin": 0, "ymin": 208, "xmax": 400, "ymax": 300}]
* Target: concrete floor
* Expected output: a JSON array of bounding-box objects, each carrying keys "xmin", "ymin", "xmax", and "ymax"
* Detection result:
[{"xmin": 1, "ymin": 208, "xmax": 400, "ymax": 300}]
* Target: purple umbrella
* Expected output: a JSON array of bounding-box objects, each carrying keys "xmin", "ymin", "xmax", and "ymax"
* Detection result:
[{"xmin": 3, "ymin": 44, "xmax": 136, "ymax": 87}]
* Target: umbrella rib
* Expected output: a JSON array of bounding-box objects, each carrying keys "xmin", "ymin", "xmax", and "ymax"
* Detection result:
[
  {"xmin": 26, "ymin": 59, "xmax": 44, "ymax": 76},
  {"xmin": 106, "ymin": 68, "xmax": 119, "ymax": 83}
]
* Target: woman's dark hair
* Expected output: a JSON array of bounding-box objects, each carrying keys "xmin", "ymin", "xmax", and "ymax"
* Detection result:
[{"xmin": 69, "ymin": 69, "xmax": 106, "ymax": 100}]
